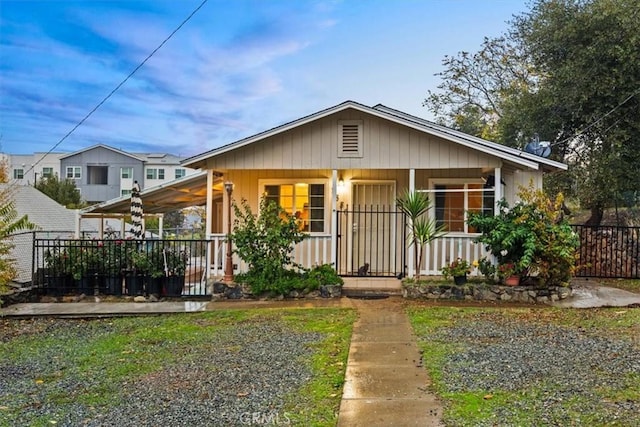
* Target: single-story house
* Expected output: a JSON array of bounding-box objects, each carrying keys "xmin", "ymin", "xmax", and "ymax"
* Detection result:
[{"xmin": 182, "ymin": 100, "xmax": 566, "ymax": 279}]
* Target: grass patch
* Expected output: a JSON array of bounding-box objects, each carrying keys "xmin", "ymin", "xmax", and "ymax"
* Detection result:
[
  {"xmin": 0, "ymin": 308, "xmax": 354, "ymax": 427},
  {"xmin": 598, "ymin": 278, "xmax": 640, "ymax": 294},
  {"xmin": 407, "ymin": 306, "xmax": 640, "ymax": 426}
]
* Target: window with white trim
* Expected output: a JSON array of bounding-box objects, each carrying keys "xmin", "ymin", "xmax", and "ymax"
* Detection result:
[
  {"xmin": 121, "ymin": 189, "xmax": 132, "ymax": 196},
  {"xmin": 175, "ymin": 168, "xmax": 186, "ymax": 179},
  {"xmin": 13, "ymin": 169, "xmax": 24, "ymax": 179},
  {"xmin": 338, "ymin": 120, "xmax": 363, "ymax": 158},
  {"xmin": 432, "ymin": 181, "xmax": 494, "ymax": 233},
  {"xmin": 42, "ymin": 167, "xmax": 54, "ymax": 178},
  {"xmin": 146, "ymin": 168, "xmax": 165, "ymax": 180},
  {"xmin": 262, "ymin": 182, "xmax": 326, "ymax": 233},
  {"xmin": 66, "ymin": 166, "xmax": 81, "ymax": 179},
  {"xmin": 121, "ymin": 167, "xmax": 133, "ymax": 179}
]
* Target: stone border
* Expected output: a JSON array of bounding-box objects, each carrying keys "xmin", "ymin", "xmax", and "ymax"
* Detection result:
[
  {"xmin": 403, "ymin": 282, "xmax": 572, "ymax": 304},
  {"xmin": 211, "ymin": 282, "xmax": 343, "ymax": 301}
]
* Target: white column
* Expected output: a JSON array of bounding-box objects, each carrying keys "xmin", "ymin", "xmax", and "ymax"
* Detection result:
[
  {"xmin": 331, "ymin": 169, "xmax": 338, "ymax": 267},
  {"xmin": 158, "ymin": 214, "xmax": 164, "ymax": 239},
  {"xmin": 205, "ymin": 170, "xmax": 214, "ymax": 281},
  {"xmin": 407, "ymin": 169, "xmax": 415, "ymax": 278},
  {"xmin": 494, "ymin": 167, "xmax": 502, "ymax": 215},
  {"xmin": 74, "ymin": 210, "xmax": 81, "ymax": 238}
]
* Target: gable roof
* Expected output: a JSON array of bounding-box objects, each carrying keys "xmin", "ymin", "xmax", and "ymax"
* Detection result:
[
  {"xmin": 182, "ymin": 100, "xmax": 567, "ymax": 172},
  {"xmin": 58, "ymin": 143, "xmax": 145, "ymax": 162},
  {"xmin": 1, "ymin": 184, "xmax": 97, "ymax": 232}
]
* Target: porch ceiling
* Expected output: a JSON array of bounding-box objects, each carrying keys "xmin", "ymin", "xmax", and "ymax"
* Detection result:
[{"xmin": 83, "ymin": 171, "xmax": 223, "ymax": 215}]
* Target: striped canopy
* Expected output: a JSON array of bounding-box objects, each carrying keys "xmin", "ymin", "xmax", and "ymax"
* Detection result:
[{"xmin": 130, "ymin": 181, "xmax": 143, "ymax": 239}]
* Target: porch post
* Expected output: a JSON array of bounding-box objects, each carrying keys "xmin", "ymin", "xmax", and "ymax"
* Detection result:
[
  {"xmin": 407, "ymin": 169, "xmax": 415, "ymax": 278},
  {"xmin": 74, "ymin": 209, "xmax": 81, "ymax": 238},
  {"xmin": 158, "ymin": 214, "xmax": 164, "ymax": 239},
  {"xmin": 494, "ymin": 167, "xmax": 502, "ymax": 215},
  {"xmin": 331, "ymin": 169, "xmax": 338, "ymax": 267},
  {"xmin": 205, "ymin": 170, "xmax": 214, "ymax": 281}
]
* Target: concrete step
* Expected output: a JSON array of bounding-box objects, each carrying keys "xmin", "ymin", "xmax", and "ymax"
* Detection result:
[{"xmin": 342, "ymin": 277, "xmax": 403, "ymax": 297}]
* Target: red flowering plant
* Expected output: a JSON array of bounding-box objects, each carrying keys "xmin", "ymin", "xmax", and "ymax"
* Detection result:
[
  {"xmin": 497, "ymin": 262, "xmax": 518, "ymax": 279},
  {"xmin": 441, "ymin": 258, "xmax": 475, "ymax": 279}
]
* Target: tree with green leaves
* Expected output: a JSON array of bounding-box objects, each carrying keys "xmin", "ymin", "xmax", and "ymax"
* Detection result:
[
  {"xmin": 0, "ymin": 186, "xmax": 36, "ymax": 296},
  {"xmin": 35, "ymin": 175, "xmax": 84, "ymax": 208},
  {"xmin": 424, "ymin": 0, "xmax": 640, "ymax": 225},
  {"xmin": 396, "ymin": 190, "xmax": 445, "ymax": 280}
]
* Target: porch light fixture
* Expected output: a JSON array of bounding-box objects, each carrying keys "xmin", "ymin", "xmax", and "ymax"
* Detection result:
[
  {"xmin": 337, "ymin": 177, "xmax": 346, "ymax": 194},
  {"xmin": 224, "ymin": 181, "xmax": 234, "ymax": 282}
]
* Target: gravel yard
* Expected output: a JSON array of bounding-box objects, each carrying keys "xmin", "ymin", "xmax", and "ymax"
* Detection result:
[
  {"xmin": 0, "ymin": 310, "xmax": 353, "ymax": 427},
  {"xmin": 410, "ymin": 307, "xmax": 640, "ymax": 426}
]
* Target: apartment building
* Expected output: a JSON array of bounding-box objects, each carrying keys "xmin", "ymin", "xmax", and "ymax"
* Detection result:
[{"xmin": 6, "ymin": 144, "xmax": 195, "ymax": 204}]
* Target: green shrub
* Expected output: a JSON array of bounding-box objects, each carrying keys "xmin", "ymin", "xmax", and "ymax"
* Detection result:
[
  {"xmin": 468, "ymin": 183, "xmax": 579, "ymax": 286},
  {"xmin": 231, "ymin": 197, "xmax": 307, "ymax": 295}
]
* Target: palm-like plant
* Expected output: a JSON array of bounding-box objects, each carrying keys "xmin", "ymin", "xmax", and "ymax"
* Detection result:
[{"xmin": 397, "ymin": 190, "xmax": 445, "ymax": 279}]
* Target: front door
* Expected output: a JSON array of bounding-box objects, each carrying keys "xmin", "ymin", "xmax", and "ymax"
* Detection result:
[{"xmin": 337, "ymin": 182, "xmax": 404, "ymax": 277}]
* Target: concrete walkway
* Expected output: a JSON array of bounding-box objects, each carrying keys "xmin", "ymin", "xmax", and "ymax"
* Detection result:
[
  {"xmin": 552, "ymin": 280, "xmax": 640, "ymax": 308},
  {"xmin": 337, "ymin": 297, "xmax": 443, "ymax": 427}
]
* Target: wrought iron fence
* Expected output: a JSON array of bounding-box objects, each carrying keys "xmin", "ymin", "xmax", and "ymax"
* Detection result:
[
  {"xmin": 571, "ymin": 224, "xmax": 640, "ymax": 278},
  {"xmin": 33, "ymin": 238, "xmax": 212, "ymax": 297}
]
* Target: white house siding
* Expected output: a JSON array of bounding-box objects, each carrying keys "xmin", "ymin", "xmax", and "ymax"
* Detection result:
[{"xmin": 203, "ymin": 111, "xmax": 504, "ymax": 172}]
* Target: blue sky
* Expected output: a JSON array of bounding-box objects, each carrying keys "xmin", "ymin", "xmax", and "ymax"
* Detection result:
[{"xmin": 0, "ymin": 0, "xmax": 528, "ymax": 157}]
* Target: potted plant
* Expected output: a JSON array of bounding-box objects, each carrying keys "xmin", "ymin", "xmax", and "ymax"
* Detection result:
[
  {"xmin": 497, "ymin": 262, "xmax": 521, "ymax": 286},
  {"xmin": 146, "ymin": 244, "xmax": 166, "ymax": 296},
  {"xmin": 101, "ymin": 240, "xmax": 125, "ymax": 295},
  {"xmin": 124, "ymin": 242, "xmax": 149, "ymax": 296},
  {"xmin": 162, "ymin": 247, "xmax": 188, "ymax": 296},
  {"xmin": 44, "ymin": 244, "xmax": 72, "ymax": 295},
  {"xmin": 441, "ymin": 258, "xmax": 474, "ymax": 285}
]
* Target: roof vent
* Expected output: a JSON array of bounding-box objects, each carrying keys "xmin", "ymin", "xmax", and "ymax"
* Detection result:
[{"xmin": 338, "ymin": 120, "xmax": 363, "ymax": 158}]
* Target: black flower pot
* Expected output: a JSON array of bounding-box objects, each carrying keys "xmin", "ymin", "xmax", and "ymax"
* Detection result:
[
  {"xmin": 147, "ymin": 277, "xmax": 163, "ymax": 296},
  {"xmin": 105, "ymin": 275, "xmax": 122, "ymax": 296},
  {"xmin": 453, "ymin": 275, "xmax": 467, "ymax": 286},
  {"xmin": 125, "ymin": 273, "xmax": 145, "ymax": 296},
  {"xmin": 164, "ymin": 275, "xmax": 185, "ymax": 297}
]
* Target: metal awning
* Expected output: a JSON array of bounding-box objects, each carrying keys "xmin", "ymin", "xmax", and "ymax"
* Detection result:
[{"xmin": 83, "ymin": 171, "xmax": 223, "ymax": 215}]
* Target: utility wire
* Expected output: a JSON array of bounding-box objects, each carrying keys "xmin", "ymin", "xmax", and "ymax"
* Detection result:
[
  {"xmin": 550, "ymin": 87, "xmax": 640, "ymax": 147},
  {"xmin": 24, "ymin": 0, "xmax": 209, "ymax": 178}
]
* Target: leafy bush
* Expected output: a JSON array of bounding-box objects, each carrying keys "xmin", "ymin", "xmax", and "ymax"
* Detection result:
[
  {"xmin": 231, "ymin": 197, "xmax": 307, "ymax": 295},
  {"xmin": 468, "ymin": 183, "xmax": 579, "ymax": 286}
]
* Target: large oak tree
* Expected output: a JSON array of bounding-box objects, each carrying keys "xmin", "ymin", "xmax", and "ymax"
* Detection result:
[{"xmin": 424, "ymin": 0, "xmax": 640, "ymax": 225}]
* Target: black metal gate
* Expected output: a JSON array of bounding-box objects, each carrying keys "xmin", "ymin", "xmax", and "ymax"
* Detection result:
[
  {"xmin": 336, "ymin": 206, "xmax": 406, "ymax": 277},
  {"xmin": 571, "ymin": 224, "xmax": 640, "ymax": 278}
]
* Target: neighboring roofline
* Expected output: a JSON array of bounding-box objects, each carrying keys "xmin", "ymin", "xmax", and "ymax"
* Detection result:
[
  {"xmin": 183, "ymin": 100, "xmax": 566, "ymax": 171},
  {"xmin": 58, "ymin": 143, "xmax": 145, "ymax": 162}
]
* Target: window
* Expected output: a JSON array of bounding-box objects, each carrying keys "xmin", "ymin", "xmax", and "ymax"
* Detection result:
[
  {"xmin": 433, "ymin": 182, "xmax": 494, "ymax": 233},
  {"xmin": 87, "ymin": 166, "xmax": 108, "ymax": 185},
  {"xmin": 121, "ymin": 189, "xmax": 132, "ymax": 196},
  {"xmin": 338, "ymin": 120, "xmax": 363, "ymax": 158},
  {"xmin": 146, "ymin": 168, "xmax": 165, "ymax": 180},
  {"xmin": 263, "ymin": 183, "xmax": 325, "ymax": 232},
  {"xmin": 13, "ymin": 169, "xmax": 24, "ymax": 179},
  {"xmin": 42, "ymin": 167, "xmax": 53, "ymax": 178},
  {"xmin": 66, "ymin": 166, "xmax": 81, "ymax": 179},
  {"xmin": 121, "ymin": 167, "xmax": 133, "ymax": 179},
  {"xmin": 175, "ymin": 168, "xmax": 186, "ymax": 179}
]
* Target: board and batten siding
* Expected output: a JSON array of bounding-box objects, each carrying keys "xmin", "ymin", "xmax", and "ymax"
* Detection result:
[{"xmin": 204, "ymin": 111, "xmax": 502, "ymax": 172}]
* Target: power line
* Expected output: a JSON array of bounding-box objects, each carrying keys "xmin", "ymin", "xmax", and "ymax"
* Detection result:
[
  {"xmin": 25, "ymin": 0, "xmax": 209, "ymax": 177},
  {"xmin": 550, "ymin": 87, "xmax": 640, "ymax": 147}
]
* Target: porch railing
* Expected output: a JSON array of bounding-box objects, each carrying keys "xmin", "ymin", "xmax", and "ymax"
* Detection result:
[
  {"xmin": 207, "ymin": 233, "xmax": 333, "ymax": 276},
  {"xmin": 419, "ymin": 234, "xmax": 489, "ymax": 276}
]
